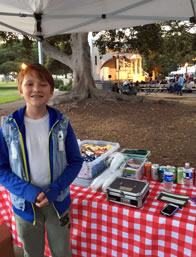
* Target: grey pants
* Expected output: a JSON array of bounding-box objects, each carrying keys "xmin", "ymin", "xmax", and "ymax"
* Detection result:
[{"xmin": 14, "ymin": 205, "xmax": 72, "ymax": 257}]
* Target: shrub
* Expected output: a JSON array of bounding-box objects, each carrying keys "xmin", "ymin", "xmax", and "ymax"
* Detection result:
[
  {"xmin": 59, "ymin": 85, "xmax": 67, "ymax": 91},
  {"xmin": 59, "ymin": 79, "xmax": 72, "ymax": 91},
  {"xmin": 54, "ymin": 78, "xmax": 64, "ymax": 89}
]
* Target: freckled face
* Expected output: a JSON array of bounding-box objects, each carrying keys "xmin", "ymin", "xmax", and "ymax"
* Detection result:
[{"xmin": 19, "ymin": 70, "xmax": 54, "ymax": 108}]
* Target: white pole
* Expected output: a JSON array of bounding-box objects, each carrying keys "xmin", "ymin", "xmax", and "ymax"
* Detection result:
[{"xmin": 38, "ymin": 40, "xmax": 43, "ymax": 64}]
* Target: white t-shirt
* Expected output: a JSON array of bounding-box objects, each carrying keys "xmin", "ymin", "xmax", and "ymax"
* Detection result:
[{"xmin": 24, "ymin": 113, "xmax": 50, "ymax": 188}]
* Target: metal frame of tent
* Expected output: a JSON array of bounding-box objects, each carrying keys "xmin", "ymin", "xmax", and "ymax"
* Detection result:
[{"xmin": 0, "ymin": 0, "xmax": 195, "ymax": 64}]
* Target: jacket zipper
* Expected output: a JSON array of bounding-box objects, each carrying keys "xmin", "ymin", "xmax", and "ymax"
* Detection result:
[
  {"xmin": 12, "ymin": 118, "xmax": 36, "ymax": 225},
  {"xmin": 48, "ymin": 120, "xmax": 62, "ymax": 219}
]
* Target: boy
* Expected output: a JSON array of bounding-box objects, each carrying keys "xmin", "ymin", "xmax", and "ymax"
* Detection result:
[{"xmin": 0, "ymin": 63, "xmax": 83, "ymax": 257}]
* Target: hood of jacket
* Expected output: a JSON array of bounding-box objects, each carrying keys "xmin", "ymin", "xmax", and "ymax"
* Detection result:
[{"xmin": 8, "ymin": 105, "xmax": 63, "ymax": 130}]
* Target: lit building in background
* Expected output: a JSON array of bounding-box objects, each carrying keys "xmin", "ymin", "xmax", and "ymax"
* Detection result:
[{"xmin": 90, "ymin": 38, "xmax": 149, "ymax": 82}]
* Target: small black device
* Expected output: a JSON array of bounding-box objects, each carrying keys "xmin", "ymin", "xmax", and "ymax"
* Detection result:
[
  {"xmin": 59, "ymin": 213, "xmax": 69, "ymax": 227},
  {"xmin": 160, "ymin": 203, "xmax": 179, "ymax": 217}
]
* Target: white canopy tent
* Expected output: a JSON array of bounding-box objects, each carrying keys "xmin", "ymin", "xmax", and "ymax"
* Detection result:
[
  {"xmin": 170, "ymin": 65, "xmax": 196, "ymax": 75},
  {"xmin": 0, "ymin": 0, "xmax": 196, "ymax": 63}
]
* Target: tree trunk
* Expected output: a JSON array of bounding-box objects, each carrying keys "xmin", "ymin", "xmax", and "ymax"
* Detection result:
[
  {"xmin": 71, "ymin": 33, "xmax": 95, "ymax": 97},
  {"xmin": 43, "ymin": 32, "xmax": 138, "ymax": 104},
  {"xmin": 43, "ymin": 33, "xmax": 96, "ymax": 101}
]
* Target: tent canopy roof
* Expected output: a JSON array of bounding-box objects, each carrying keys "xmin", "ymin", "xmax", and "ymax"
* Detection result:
[{"xmin": 0, "ymin": 0, "xmax": 195, "ymax": 40}]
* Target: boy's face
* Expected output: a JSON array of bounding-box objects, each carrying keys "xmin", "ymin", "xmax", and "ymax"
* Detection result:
[{"xmin": 19, "ymin": 70, "xmax": 54, "ymax": 108}]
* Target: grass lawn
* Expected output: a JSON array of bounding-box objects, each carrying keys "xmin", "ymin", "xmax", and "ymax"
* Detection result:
[{"xmin": 0, "ymin": 82, "xmax": 22, "ymax": 104}]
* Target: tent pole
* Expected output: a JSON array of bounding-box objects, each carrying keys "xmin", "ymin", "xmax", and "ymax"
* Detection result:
[
  {"xmin": 189, "ymin": 0, "xmax": 196, "ymax": 23},
  {"xmin": 190, "ymin": 0, "xmax": 196, "ymax": 18},
  {"xmin": 38, "ymin": 40, "xmax": 43, "ymax": 64},
  {"xmin": 34, "ymin": 13, "xmax": 44, "ymax": 64}
]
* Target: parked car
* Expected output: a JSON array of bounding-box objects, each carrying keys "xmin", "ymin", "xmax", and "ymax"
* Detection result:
[{"xmin": 182, "ymin": 83, "xmax": 196, "ymax": 93}]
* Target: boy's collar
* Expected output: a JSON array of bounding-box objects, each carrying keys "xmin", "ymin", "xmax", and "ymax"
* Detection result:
[{"xmin": 8, "ymin": 105, "xmax": 63, "ymax": 130}]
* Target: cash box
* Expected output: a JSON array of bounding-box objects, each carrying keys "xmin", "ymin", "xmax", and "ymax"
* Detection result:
[{"xmin": 106, "ymin": 177, "xmax": 149, "ymax": 208}]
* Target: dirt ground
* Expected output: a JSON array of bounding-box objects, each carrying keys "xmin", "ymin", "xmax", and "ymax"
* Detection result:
[{"xmin": 1, "ymin": 92, "xmax": 196, "ymax": 169}]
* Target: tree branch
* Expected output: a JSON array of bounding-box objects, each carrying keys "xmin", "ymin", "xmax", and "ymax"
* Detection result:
[{"xmin": 42, "ymin": 40, "xmax": 73, "ymax": 69}]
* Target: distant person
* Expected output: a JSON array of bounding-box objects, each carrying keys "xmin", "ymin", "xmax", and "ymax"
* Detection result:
[
  {"xmin": 135, "ymin": 80, "xmax": 140, "ymax": 92},
  {"xmin": 123, "ymin": 79, "xmax": 130, "ymax": 87},
  {"xmin": 0, "ymin": 63, "xmax": 83, "ymax": 257},
  {"xmin": 122, "ymin": 80, "xmax": 130, "ymax": 94},
  {"xmin": 160, "ymin": 79, "xmax": 167, "ymax": 84},
  {"xmin": 112, "ymin": 83, "xmax": 119, "ymax": 93},
  {"xmin": 128, "ymin": 82, "xmax": 137, "ymax": 95},
  {"xmin": 177, "ymin": 74, "xmax": 184, "ymax": 95},
  {"xmin": 168, "ymin": 79, "xmax": 175, "ymax": 93},
  {"xmin": 135, "ymin": 80, "xmax": 139, "ymax": 87},
  {"xmin": 189, "ymin": 78, "xmax": 195, "ymax": 84}
]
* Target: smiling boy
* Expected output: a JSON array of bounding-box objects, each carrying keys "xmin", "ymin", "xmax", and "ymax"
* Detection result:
[{"xmin": 0, "ymin": 63, "xmax": 83, "ymax": 257}]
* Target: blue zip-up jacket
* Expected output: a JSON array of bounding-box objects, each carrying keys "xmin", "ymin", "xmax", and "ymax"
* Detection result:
[{"xmin": 0, "ymin": 105, "xmax": 83, "ymax": 224}]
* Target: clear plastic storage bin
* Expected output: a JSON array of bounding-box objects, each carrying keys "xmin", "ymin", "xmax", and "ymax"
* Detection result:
[
  {"xmin": 122, "ymin": 154, "xmax": 146, "ymax": 180},
  {"xmin": 78, "ymin": 140, "xmax": 120, "ymax": 179}
]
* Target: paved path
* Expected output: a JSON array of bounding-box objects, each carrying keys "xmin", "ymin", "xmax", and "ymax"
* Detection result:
[
  {"xmin": 0, "ymin": 90, "xmax": 65, "ymax": 116},
  {"xmin": 137, "ymin": 92, "xmax": 196, "ymax": 106},
  {"xmin": 1, "ymin": 91, "xmax": 196, "ymax": 116}
]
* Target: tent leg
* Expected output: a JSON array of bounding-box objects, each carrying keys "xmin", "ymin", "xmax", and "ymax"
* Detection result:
[
  {"xmin": 38, "ymin": 41, "xmax": 43, "ymax": 64},
  {"xmin": 190, "ymin": 0, "xmax": 196, "ymax": 18}
]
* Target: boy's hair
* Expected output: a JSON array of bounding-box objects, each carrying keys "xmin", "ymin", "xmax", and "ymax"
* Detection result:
[{"xmin": 18, "ymin": 63, "xmax": 55, "ymax": 92}]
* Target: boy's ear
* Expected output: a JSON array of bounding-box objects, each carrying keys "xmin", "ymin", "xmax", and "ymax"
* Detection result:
[
  {"xmin": 49, "ymin": 89, "xmax": 54, "ymax": 98},
  {"xmin": 18, "ymin": 88, "xmax": 24, "ymax": 97}
]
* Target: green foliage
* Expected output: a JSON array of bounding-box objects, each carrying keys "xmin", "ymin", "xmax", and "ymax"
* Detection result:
[
  {"xmin": 162, "ymin": 21, "xmax": 196, "ymax": 68},
  {"xmin": 45, "ymin": 56, "xmax": 72, "ymax": 75},
  {"xmin": 0, "ymin": 36, "xmax": 39, "ymax": 75},
  {"xmin": 44, "ymin": 34, "xmax": 73, "ymax": 75},
  {"xmin": 59, "ymin": 85, "xmax": 67, "ymax": 91},
  {"xmin": 94, "ymin": 24, "xmax": 164, "ymax": 74},
  {"xmin": 94, "ymin": 29, "xmax": 129, "ymax": 55},
  {"xmin": 132, "ymin": 24, "xmax": 164, "ymax": 55},
  {"xmin": 59, "ymin": 79, "xmax": 72, "ymax": 91},
  {"xmin": 47, "ymin": 34, "xmax": 72, "ymax": 54},
  {"xmin": 0, "ymin": 32, "xmax": 20, "ymax": 44},
  {"xmin": 0, "ymin": 32, "xmax": 73, "ymax": 78},
  {"xmin": 94, "ymin": 21, "xmax": 196, "ymax": 77},
  {"xmin": 54, "ymin": 78, "xmax": 64, "ymax": 88}
]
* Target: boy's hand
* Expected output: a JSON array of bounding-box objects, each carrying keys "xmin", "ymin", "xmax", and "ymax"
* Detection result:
[{"xmin": 35, "ymin": 192, "xmax": 49, "ymax": 207}]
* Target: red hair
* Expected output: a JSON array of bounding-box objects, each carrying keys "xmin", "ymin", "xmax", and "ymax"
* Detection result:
[{"xmin": 18, "ymin": 64, "xmax": 55, "ymax": 92}]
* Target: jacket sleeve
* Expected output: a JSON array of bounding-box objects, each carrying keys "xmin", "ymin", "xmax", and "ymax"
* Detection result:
[
  {"xmin": 45, "ymin": 122, "xmax": 83, "ymax": 203},
  {"xmin": 0, "ymin": 128, "xmax": 42, "ymax": 203}
]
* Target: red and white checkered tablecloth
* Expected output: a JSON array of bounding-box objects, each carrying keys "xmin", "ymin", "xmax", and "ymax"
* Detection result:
[{"xmin": 0, "ymin": 181, "xmax": 196, "ymax": 257}]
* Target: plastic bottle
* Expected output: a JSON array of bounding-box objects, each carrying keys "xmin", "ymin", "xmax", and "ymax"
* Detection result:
[
  {"xmin": 163, "ymin": 168, "xmax": 173, "ymax": 192},
  {"xmin": 183, "ymin": 163, "xmax": 193, "ymax": 189}
]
